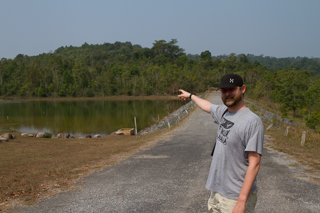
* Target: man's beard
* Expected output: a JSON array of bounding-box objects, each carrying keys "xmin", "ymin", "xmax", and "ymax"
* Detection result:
[{"xmin": 222, "ymin": 92, "xmax": 243, "ymax": 107}]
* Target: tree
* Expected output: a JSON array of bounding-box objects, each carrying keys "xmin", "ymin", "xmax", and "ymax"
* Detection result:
[
  {"xmin": 273, "ymin": 70, "xmax": 309, "ymax": 116},
  {"xmin": 152, "ymin": 39, "xmax": 185, "ymax": 61},
  {"xmin": 239, "ymin": 54, "xmax": 249, "ymax": 64},
  {"xmin": 200, "ymin": 50, "xmax": 212, "ymax": 60}
]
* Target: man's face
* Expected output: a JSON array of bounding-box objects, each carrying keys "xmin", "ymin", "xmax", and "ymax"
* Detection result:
[{"xmin": 221, "ymin": 86, "xmax": 243, "ymax": 107}]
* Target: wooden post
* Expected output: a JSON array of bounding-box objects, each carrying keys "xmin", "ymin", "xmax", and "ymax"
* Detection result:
[
  {"xmin": 266, "ymin": 124, "xmax": 273, "ymax": 131},
  {"xmin": 284, "ymin": 126, "xmax": 289, "ymax": 138},
  {"xmin": 168, "ymin": 121, "xmax": 171, "ymax": 129},
  {"xmin": 134, "ymin": 117, "xmax": 137, "ymax": 135},
  {"xmin": 301, "ymin": 131, "xmax": 306, "ymax": 147}
]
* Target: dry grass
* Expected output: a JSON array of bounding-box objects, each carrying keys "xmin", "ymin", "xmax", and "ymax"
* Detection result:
[
  {"xmin": 264, "ymin": 125, "xmax": 320, "ymax": 171},
  {"xmin": 0, "ymin": 129, "xmax": 170, "ymax": 211}
]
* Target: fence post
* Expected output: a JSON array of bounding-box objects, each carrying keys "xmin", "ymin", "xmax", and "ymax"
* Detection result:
[
  {"xmin": 284, "ymin": 126, "xmax": 289, "ymax": 138},
  {"xmin": 134, "ymin": 117, "xmax": 137, "ymax": 135},
  {"xmin": 266, "ymin": 124, "xmax": 273, "ymax": 131},
  {"xmin": 301, "ymin": 131, "xmax": 306, "ymax": 147}
]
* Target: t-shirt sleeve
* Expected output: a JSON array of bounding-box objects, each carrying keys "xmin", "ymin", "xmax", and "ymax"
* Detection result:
[
  {"xmin": 244, "ymin": 118, "xmax": 264, "ymax": 155},
  {"xmin": 210, "ymin": 104, "xmax": 228, "ymax": 124}
]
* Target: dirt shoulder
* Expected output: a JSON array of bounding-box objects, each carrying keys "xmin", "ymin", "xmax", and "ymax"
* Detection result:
[{"xmin": 0, "ymin": 127, "xmax": 183, "ymax": 211}]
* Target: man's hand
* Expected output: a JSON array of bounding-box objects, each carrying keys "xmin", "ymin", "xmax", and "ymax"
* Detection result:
[
  {"xmin": 232, "ymin": 201, "xmax": 246, "ymax": 213},
  {"xmin": 178, "ymin": 89, "xmax": 212, "ymax": 113},
  {"xmin": 178, "ymin": 89, "xmax": 191, "ymax": 101}
]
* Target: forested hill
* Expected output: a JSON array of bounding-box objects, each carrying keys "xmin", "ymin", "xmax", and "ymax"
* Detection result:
[
  {"xmin": 0, "ymin": 39, "xmax": 320, "ymax": 129},
  {"xmin": 188, "ymin": 53, "xmax": 320, "ymax": 74},
  {"xmin": 246, "ymin": 54, "xmax": 320, "ymax": 74}
]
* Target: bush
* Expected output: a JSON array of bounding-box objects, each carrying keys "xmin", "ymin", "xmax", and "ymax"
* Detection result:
[
  {"xmin": 305, "ymin": 111, "xmax": 320, "ymax": 129},
  {"xmin": 44, "ymin": 132, "xmax": 52, "ymax": 138}
]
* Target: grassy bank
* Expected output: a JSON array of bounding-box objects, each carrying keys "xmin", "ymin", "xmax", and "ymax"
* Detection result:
[
  {"xmin": 246, "ymin": 99, "xmax": 320, "ymax": 183},
  {"xmin": 0, "ymin": 129, "xmax": 171, "ymax": 211}
]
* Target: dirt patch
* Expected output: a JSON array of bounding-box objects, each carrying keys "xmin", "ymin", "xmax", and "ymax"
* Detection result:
[{"xmin": 0, "ymin": 128, "xmax": 178, "ymax": 211}]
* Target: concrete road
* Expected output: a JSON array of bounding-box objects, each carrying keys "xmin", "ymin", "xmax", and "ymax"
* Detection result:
[{"xmin": 13, "ymin": 92, "xmax": 320, "ymax": 213}]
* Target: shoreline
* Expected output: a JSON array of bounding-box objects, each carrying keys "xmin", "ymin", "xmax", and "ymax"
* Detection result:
[
  {"xmin": 0, "ymin": 95, "xmax": 179, "ymax": 102},
  {"xmin": 0, "ymin": 94, "xmax": 190, "ymax": 138}
]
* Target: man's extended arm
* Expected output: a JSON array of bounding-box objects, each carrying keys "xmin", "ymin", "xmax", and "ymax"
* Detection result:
[
  {"xmin": 178, "ymin": 89, "xmax": 212, "ymax": 113},
  {"xmin": 232, "ymin": 152, "xmax": 261, "ymax": 213}
]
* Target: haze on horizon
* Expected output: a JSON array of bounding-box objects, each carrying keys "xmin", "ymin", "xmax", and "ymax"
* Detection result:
[{"xmin": 1, "ymin": 0, "xmax": 320, "ymax": 59}]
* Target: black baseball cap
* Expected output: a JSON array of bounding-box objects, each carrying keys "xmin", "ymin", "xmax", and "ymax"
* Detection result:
[{"xmin": 218, "ymin": 74, "xmax": 243, "ymax": 90}]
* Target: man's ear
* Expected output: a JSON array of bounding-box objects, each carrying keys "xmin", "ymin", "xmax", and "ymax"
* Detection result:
[{"xmin": 241, "ymin": 85, "xmax": 246, "ymax": 94}]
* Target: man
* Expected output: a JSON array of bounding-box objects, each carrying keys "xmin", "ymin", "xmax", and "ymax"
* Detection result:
[{"xmin": 178, "ymin": 74, "xmax": 264, "ymax": 213}]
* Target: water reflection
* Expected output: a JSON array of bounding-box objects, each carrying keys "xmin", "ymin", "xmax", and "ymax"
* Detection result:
[{"xmin": 0, "ymin": 99, "xmax": 183, "ymax": 137}]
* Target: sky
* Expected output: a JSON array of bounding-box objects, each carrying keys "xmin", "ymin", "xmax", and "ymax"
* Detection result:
[{"xmin": 1, "ymin": 0, "xmax": 320, "ymax": 59}]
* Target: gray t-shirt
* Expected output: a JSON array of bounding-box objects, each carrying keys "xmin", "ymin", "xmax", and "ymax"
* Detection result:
[{"xmin": 206, "ymin": 104, "xmax": 264, "ymax": 200}]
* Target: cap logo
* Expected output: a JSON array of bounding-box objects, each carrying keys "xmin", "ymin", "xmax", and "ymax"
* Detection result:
[{"xmin": 230, "ymin": 78, "xmax": 234, "ymax": 83}]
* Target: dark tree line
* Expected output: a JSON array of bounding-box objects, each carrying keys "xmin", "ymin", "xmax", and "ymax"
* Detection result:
[
  {"xmin": 1, "ymin": 39, "xmax": 320, "ymax": 129},
  {"xmin": 208, "ymin": 54, "xmax": 320, "ymax": 74},
  {"xmin": 0, "ymin": 40, "xmax": 252, "ymax": 98},
  {"xmin": 189, "ymin": 53, "xmax": 320, "ymax": 75}
]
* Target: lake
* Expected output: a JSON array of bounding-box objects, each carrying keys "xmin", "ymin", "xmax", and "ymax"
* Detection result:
[{"xmin": 0, "ymin": 98, "xmax": 185, "ymax": 137}]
